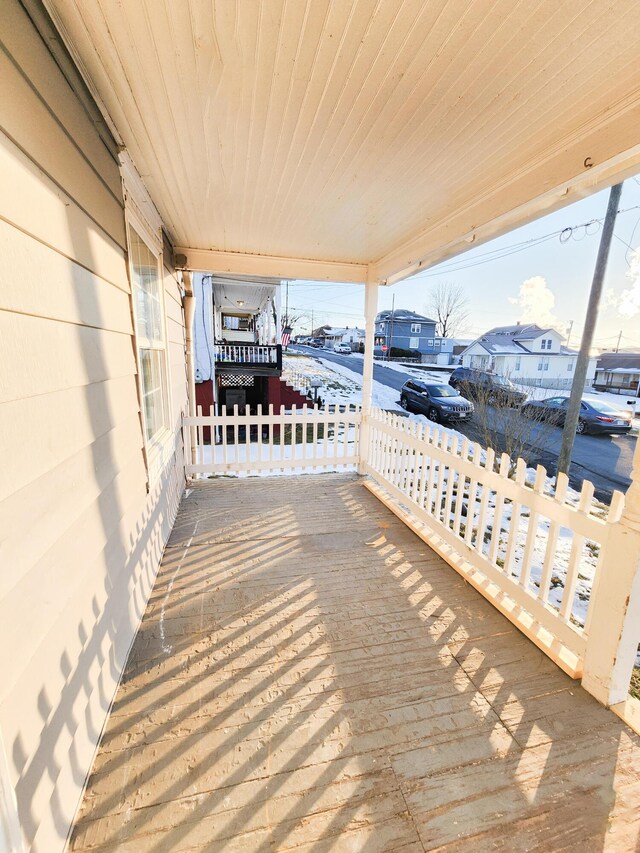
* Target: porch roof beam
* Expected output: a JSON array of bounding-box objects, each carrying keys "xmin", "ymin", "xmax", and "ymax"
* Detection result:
[
  {"xmin": 372, "ymin": 131, "xmax": 640, "ymax": 287},
  {"xmin": 174, "ymin": 247, "xmax": 368, "ymax": 284}
]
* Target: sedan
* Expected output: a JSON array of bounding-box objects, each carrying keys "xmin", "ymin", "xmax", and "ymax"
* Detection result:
[
  {"xmin": 400, "ymin": 380, "xmax": 474, "ymax": 424},
  {"xmin": 521, "ymin": 396, "xmax": 632, "ymax": 435}
]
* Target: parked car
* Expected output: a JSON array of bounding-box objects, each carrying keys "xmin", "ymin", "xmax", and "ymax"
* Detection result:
[
  {"xmin": 449, "ymin": 367, "xmax": 527, "ymax": 407},
  {"xmin": 400, "ymin": 380, "xmax": 473, "ymax": 423},
  {"xmin": 521, "ymin": 396, "xmax": 632, "ymax": 435},
  {"xmin": 309, "ymin": 338, "xmax": 324, "ymax": 348},
  {"xmin": 333, "ymin": 342, "xmax": 352, "ymax": 354}
]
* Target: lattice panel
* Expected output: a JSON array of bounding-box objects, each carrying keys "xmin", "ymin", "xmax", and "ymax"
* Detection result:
[{"xmin": 219, "ymin": 373, "xmax": 255, "ymax": 387}]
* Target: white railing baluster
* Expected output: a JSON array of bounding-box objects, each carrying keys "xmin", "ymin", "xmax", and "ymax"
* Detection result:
[
  {"xmin": 463, "ymin": 443, "xmax": 483, "ymax": 548},
  {"xmin": 502, "ymin": 457, "xmax": 527, "ymax": 577},
  {"xmin": 538, "ymin": 472, "xmax": 569, "ymax": 603},
  {"xmin": 417, "ymin": 423, "xmax": 429, "ymax": 512},
  {"xmin": 474, "ymin": 447, "xmax": 495, "ymax": 555},
  {"xmin": 196, "ymin": 404, "xmax": 203, "ymax": 471},
  {"xmin": 279, "ymin": 405, "xmax": 286, "ymax": 473},
  {"xmin": 221, "ymin": 404, "xmax": 228, "ymax": 469},
  {"xmin": 452, "ymin": 437, "xmax": 470, "ymax": 537},
  {"xmin": 433, "ymin": 432, "xmax": 448, "ymax": 523},
  {"xmin": 559, "ymin": 480, "xmax": 594, "ymax": 623},
  {"xmin": 442, "ymin": 434, "xmax": 460, "ymax": 529},
  {"xmin": 488, "ymin": 453, "xmax": 511, "ymax": 566},
  {"xmin": 519, "ymin": 464, "xmax": 546, "ymax": 591},
  {"xmin": 268, "ymin": 404, "xmax": 274, "ymax": 470}
]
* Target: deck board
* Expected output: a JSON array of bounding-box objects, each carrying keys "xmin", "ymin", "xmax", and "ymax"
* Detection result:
[{"xmin": 70, "ymin": 474, "xmax": 640, "ymax": 852}]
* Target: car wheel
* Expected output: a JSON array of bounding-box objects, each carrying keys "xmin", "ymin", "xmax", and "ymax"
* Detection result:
[
  {"xmin": 400, "ymin": 396, "xmax": 409, "ymax": 411},
  {"xmin": 576, "ymin": 419, "xmax": 587, "ymax": 435},
  {"xmin": 428, "ymin": 407, "xmax": 439, "ymax": 423}
]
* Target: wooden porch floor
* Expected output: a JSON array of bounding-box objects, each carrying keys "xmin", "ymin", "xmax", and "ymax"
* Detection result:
[{"xmin": 70, "ymin": 474, "xmax": 640, "ymax": 852}]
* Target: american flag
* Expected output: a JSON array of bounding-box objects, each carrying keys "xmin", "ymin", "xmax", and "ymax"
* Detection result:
[{"xmin": 281, "ymin": 326, "xmax": 292, "ymax": 348}]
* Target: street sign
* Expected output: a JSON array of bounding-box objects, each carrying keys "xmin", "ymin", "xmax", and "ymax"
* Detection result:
[{"xmin": 381, "ymin": 345, "xmax": 388, "ymax": 353}]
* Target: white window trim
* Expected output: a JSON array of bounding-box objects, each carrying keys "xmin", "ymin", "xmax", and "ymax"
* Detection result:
[
  {"xmin": 121, "ymin": 156, "xmax": 173, "ymax": 485},
  {"xmin": 409, "ymin": 337, "xmax": 420, "ymax": 349},
  {"xmin": 411, "ymin": 323, "xmax": 422, "ymax": 333}
]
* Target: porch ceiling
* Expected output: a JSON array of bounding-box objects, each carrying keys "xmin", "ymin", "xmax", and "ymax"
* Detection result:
[{"xmin": 46, "ymin": 0, "xmax": 640, "ymax": 283}]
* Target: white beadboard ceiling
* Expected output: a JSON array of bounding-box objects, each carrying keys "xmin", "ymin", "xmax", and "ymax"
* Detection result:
[{"xmin": 47, "ymin": 0, "xmax": 640, "ymax": 283}]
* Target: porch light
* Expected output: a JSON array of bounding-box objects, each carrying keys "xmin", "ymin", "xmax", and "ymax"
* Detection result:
[{"xmin": 237, "ymin": 300, "xmax": 244, "ymax": 307}]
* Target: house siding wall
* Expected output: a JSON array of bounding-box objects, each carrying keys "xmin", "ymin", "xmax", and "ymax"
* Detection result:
[{"xmin": 0, "ymin": 4, "xmax": 187, "ymax": 851}]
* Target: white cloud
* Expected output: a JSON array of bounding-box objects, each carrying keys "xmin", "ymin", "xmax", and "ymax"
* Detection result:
[
  {"xmin": 508, "ymin": 276, "xmax": 566, "ymax": 332},
  {"xmin": 617, "ymin": 248, "xmax": 640, "ymax": 318}
]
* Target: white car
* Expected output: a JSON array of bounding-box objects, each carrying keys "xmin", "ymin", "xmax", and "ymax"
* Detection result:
[{"xmin": 334, "ymin": 343, "xmax": 352, "ymax": 354}]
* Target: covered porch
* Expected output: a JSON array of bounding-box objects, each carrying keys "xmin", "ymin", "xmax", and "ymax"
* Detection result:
[{"xmin": 70, "ymin": 474, "xmax": 640, "ymax": 852}]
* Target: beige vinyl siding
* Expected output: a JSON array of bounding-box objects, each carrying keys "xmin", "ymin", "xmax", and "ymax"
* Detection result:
[{"xmin": 0, "ymin": 3, "xmax": 187, "ymax": 851}]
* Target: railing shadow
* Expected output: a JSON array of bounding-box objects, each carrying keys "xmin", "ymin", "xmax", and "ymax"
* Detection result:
[{"xmin": 69, "ymin": 474, "xmax": 640, "ymax": 852}]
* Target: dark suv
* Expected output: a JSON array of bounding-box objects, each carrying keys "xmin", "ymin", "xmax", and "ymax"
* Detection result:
[
  {"xmin": 400, "ymin": 380, "xmax": 473, "ymax": 423},
  {"xmin": 449, "ymin": 367, "xmax": 526, "ymax": 407}
]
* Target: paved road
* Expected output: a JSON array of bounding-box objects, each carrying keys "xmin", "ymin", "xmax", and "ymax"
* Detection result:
[{"xmin": 294, "ymin": 345, "xmax": 635, "ymax": 500}]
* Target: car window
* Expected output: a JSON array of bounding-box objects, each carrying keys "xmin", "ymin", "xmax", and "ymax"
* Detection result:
[
  {"xmin": 545, "ymin": 397, "xmax": 565, "ymax": 405},
  {"xmin": 428, "ymin": 385, "xmax": 457, "ymax": 397}
]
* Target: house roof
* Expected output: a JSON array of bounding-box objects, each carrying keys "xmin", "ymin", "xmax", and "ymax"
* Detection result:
[
  {"xmin": 484, "ymin": 324, "xmax": 559, "ymax": 340},
  {"xmin": 462, "ymin": 323, "xmax": 573, "ymax": 357},
  {"xmin": 596, "ymin": 352, "xmax": 640, "ymax": 370},
  {"xmin": 45, "ymin": 0, "xmax": 640, "ymax": 285},
  {"xmin": 376, "ymin": 310, "xmax": 435, "ymax": 323}
]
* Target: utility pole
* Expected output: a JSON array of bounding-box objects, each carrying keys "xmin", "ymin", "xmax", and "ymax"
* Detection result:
[
  {"xmin": 310, "ymin": 308, "xmax": 314, "ymax": 336},
  {"xmin": 388, "ymin": 293, "xmax": 395, "ymax": 360},
  {"xmin": 615, "ymin": 329, "xmax": 623, "ymax": 353},
  {"xmin": 557, "ymin": 183, "xmax": 623, "ymax": 478},
  {"xmin": 566, "ymin": 320, "xmax": 573, "ymax": 350}
]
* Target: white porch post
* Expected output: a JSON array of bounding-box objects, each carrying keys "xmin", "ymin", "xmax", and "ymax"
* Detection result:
[
  {"xmin": 358, "ymin": 276, "xmax": 378, "ymax": 474},
  {"xmin": 582, "ymin": 438, "xmax": 640, "ymax": 708},
  {"xmin": 275, "ymin": 284, "xmax": 282, "ymax": 346}
]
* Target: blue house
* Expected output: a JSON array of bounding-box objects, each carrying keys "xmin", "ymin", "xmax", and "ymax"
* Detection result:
[{"xmin": 374, "ymin": 309, "xmax": 451, "ymax": 361}]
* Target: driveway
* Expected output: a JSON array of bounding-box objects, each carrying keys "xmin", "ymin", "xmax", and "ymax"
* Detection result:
[{"xmin": 293, "ymin": 345, "xmax": 635, "ymax": 500}]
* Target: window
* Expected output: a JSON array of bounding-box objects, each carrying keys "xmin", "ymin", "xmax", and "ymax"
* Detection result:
[
  {"xmin": 538, "ymin": 356, "xmax": 550, "ymax": 372},
  {"xmin": 567, "ymin": 359, "xmax": 574, "ymax": 372},
  {"xmin": 409, "ymin": 337, "xmax": 419, "ymax": 349},
  {"xmin": 515, "ymin": 357, "xmax": 521, "ymax": 371},
  {"xmin": 427, "ymin": 339, "xmax": 434, "ymax": 347},
  {"xmin": 129, "ymin": 226, "xmax": 168, "ymax": 446},
  {"xmin": 411, "ymin": 323, "xmax": 422, "ymax": 333}
]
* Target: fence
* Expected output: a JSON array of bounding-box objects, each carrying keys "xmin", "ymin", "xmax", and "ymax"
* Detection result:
[
  {"xmin": 184, "ymin": 404, "xmax": 361, "ymax": 476},
  {"xmin": 361, "ymin": 408, "xmax": 624, "ymax": 676},
  {"xmin": 182, "ymin": 403, "xmax": 627, "ymax": 681}
]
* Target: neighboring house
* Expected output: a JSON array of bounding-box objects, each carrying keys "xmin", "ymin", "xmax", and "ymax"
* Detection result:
[
  {"xmin": 194, "ymin": 274, "xmax": 286, "ymax": 414},
  {"xmin": 374, "ymin": 309, "xmax": 452, "ymax": 361},
  {"xmin": 322, "ymin": 326, "xmax": 364, "ymax": 349},
  {"xmin": 594, "ymin": 353, "xmax": 640, "ymax": 396},
  {"xmin": 460, "ymin": 324, "xmax": 597, "ymax": 390}
]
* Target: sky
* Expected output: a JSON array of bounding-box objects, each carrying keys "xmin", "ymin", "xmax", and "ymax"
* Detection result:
[{"xmin": 284, "ymin": 176, "xmax": 640, "ymax": 351}]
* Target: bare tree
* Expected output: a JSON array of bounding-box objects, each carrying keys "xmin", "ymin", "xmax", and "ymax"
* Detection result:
[{"xmin": 427, "ymin": 282, "xmax": 470, "ymax": 338}]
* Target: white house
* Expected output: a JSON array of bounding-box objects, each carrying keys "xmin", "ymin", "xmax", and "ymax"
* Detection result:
[
  {"xmin": 322, "ymin": 326, "xmax": 365, "ymax": 348},
  {"xmin": 460, "ymin": 324, "xmax": 597, "ymax": 390}
]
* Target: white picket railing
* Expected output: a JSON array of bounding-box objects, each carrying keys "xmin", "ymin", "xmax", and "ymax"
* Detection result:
[
  {"xmin": 182, "ymin": 403, "xmax": 629, "ymax": 681},
  {"xmin": 184, "ymin": 404, "xmax": 361, "ymax": 476},
  {"xmin": 214, "ymin": 344, "xmax": 279, "ymax": 364},
  {"xmin": 361, "ymin": 407, "xmax": 624, "ymax": 675}
]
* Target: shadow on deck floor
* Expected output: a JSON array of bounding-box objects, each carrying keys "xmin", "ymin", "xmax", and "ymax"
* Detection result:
[{"xmin": 70, "ymin": 473, "xmax": 640, "ymax": 852}]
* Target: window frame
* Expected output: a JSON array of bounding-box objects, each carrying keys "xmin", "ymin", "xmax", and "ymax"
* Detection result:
[
  {"xmin": 125, "ymin": 209, "xmax": 173, "ymax": 483},
  {"xmin": 409, "ymin": 337, "xmax": 420, "ymax": 349},
  {"xmin": 411, "ymin": 323, "xmax": 422, "ymax": 334}
]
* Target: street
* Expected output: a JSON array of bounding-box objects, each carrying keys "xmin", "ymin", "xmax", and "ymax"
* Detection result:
[{"xmin": 294, "ymin": 345, "xmax": 636, "ymax": 500}]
